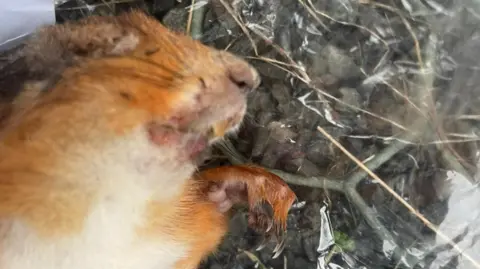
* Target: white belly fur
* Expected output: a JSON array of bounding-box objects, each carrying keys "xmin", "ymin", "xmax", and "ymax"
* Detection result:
[
  {"xmin": 1, "ymin": 201, "xmax": 188, "ymax": 269},
  {"xmin": 0, "ymin": 127, "xmax": 193, "ymax": 269}
]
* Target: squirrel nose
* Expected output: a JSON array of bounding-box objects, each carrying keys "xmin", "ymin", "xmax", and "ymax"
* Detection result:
[{"xmin": 220, "ymin": 52, "xmax": 261, "ymax": 93}]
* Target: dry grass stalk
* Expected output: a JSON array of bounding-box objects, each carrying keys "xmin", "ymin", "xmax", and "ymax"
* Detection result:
[
  {"xmin": 186, "ymin": 0, "xmax": 196, "ymax": 35},
  {"xmin": 214, "ymin": 0, "xmax": 479, "ymax": 266},
  {"xmin": 217, "ymin": 0, "xmax": 414, "ymax": 132},
  {"xmin": 301, "ymin": 0, "xmax": 389, "ymax": 48},
  {"xmin": 316, "ymin": 125, "xmax": 480, "ymax": 269}
]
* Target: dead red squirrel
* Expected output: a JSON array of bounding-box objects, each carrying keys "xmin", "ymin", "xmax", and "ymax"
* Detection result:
[{"xmin": 0, "ymin": 10, "xmax": 296, "ymax": 269}]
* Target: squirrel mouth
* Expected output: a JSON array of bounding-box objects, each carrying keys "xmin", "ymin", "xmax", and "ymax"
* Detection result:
[
  {"xmin": 147, "ymin": 115, "xmax": 243, "ymax": 161},
  {"xmin": 187, "ymin": 115, "xmax": 244, "ymax": 159},
  {"xmin": 206, "ymin": 127, "xmax": 216, "ymax": 141},
  {"xmin": 206, "ymin": 117, "xmax": 238, "ymax": 142}
]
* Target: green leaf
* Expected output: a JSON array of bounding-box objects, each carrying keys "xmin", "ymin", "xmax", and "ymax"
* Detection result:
[{"xmin": 333, "ymin": 231, "xmax": 356, "ymax": 252}]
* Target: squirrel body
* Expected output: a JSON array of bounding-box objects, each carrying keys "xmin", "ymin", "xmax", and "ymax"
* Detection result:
[{"xmin": 0, "ymin": 11, "xmax": 296, "ymax": 269}]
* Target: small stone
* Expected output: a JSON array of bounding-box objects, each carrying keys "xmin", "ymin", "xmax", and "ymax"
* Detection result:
[
  {"xmin": 260, "ymin": 143, "xmax": 283, "ymax": 168},
  {"xmin": 152, "ymin": 0, "xmax": 176, "ymax": 15},
  {"xmin": 267, "ymin": 251, "xmax": 284, "ymax": 268},
  {"xmin": 249, "ymin": 90, "xmax": 274, "ymax": 111},
  {"xmin": 287, "ymin": 212, "xmax": 301, "ymax": 230},
  {"xmin": 251, "ymin": 128, "xmax": 271, "ymax": 157},
  {"xmin": 285, "ymin": 232, "xmax": 303, "ymax": 254},
  {"xmin": 294, "ymin": 257, "xmax": 317, "ymax": 269},
  {"xmin": 234, "ymin": 138, "xmax": 252, "ymax": 156},
  {"xmin": 210, "ymin": 0, "xmax": 240, "ymax": 32},
  {"xmin": 277, "ymin": 100, "xmax": 303, "ymax": 120},
  {"xmin": 282, "ymin": 158, "xmax": 322, "ymax": 177},
  {"xmin": 323, "ymin": 0, "xmax": 359, "ymax": 23},
  {"xmin": 209, "ymin": 264, "xmax": 223, "ymax": 269},
  {"xmin": 295, "ymin": 130, "xmax": 314, "ymax": 148},
  {"xmin": 346, "ymin": 137, "xmax": 364, "ymax": 154},
  {"xmin": 228, "ymin": 212, "xmax": 249, "ymax": 237},
  {"xmin": 310, "ymin": 56, "xmax": 328, "ymax": 77},
  {"xmin": 258, "ymin": 241, "xmax": 279, "ymax": 263},
  {"xmin": 260, "ymin": 141, "xmax": 300, "ymax": 169},
  {"xmin": 305, "ymin": 139, "xmax": 333, "ymax": 167},
  {"xmin": 300, "ymin": 107, "xmax": 323, "ymax": 129},
  {"xmin": 267, "ymin": 121, "xmax": 297, "ymax": 143},
  {"xmin": 338, "ymin": 87, "xmax": 362, "ymax": 111},
  {"xmin": 303, "ymin": 203, "xmax": 324, "ymax": 229},
  {"xmin": 276, "ymin": 103, "xmax": 294, "ymax": 116},
  {"xmin": 231, "ymin": 262, "xmax": 246, "ymax": 269},
  {"xmin": 299, "ymin": 158, "xmax": 323, "ymax": 176},
  {"xmin": 302, "ymin": 232, "xmax": 319, "ymax": 262},
  {"xmin": 255, "ymin": 111, "xmax": 276, "ymax": 126},
  {"xmin": 286, "ymin": 251, "xmax": 297, "ymax": 268},
  {"xmin": 253, "ymin": 60, "xmax": 289, "ymax": 80},
  {"xmin": 322, "ymin": 45, "xmax": 360, "ymax": 79},
  {"xmin": 236, "ymin": 253, "xmax": 256, "ymax": 268},
  {"xmin": 271, "ymin": 83, "xmax": 291, "ymax": 104},
  {"xmin": 162, "ymin": 8, "xmax": 188, "ymax": 33},
  {"xmin": 320, "ymin": 74, "xmax": 340, "ymax": 90},
  {"xmin": 307, "ymin": 42, "xmax": 328, "ymax": 77}
]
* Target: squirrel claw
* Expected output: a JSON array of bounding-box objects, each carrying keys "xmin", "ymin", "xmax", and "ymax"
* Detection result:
[
  {"xmin": 265, "ymin": 219, "xmax": 274, "ymax": 233},
  {"xmin": 253, "ymin": 229, "xmax": 287, "ymax": 258},
  {"xmin": 272, "ymin": 235, "xmax": 286, "ymax": 259},
  {"xmin": 200, "ymin": 165, "xmax": 296, "ymax": 256},
  {"xmin": 239, "ymin": 166, "xmax": 295, "ymax": 256}
]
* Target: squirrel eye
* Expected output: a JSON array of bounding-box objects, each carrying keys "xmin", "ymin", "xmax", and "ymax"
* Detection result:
[
  {"xmin": 119, "ymin": 91, "xmax": 133, "ymax": 101},
  {"xmin": 199, "ymin": 77, "xmax": 206, "ymax": 89},
  {"xmin": 144, "ymin": 47, "xmax": 159, "ymax": 56}
]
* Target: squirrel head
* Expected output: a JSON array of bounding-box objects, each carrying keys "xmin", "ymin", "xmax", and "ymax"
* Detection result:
[{"xmin": 0, "ymin": 10, "xmax": 261, "ymax": 174}]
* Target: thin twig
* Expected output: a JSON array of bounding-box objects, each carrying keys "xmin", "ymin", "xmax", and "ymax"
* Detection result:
[
  {"xmin": 303, "ymin": 0, "xmax": 389, "ymax": 48},
  {"xmin": 186, "ymin": 0, "xmax": 195, "ymax": 36},
  {"xmin": 55, "ymin": 0, "xmax": 136, "ymax": 10},
  {"xmin": 392, "ymin": 0, "xmax": 474, "ymax": 176},
  {"xmin": 452, "ymin": 115, "xmax": 480, "ymax": 120},
  {"xmin": 218, "ymin": 0, "xmax": 412, "ymax": 132},
  {"xmin": 186, "ymin": 0, "xmax": 206, "ymax": 39},
  {"xmin": 345, "ymin": 128, "xmax": 420, "ymax": 188},
  {"xmin": 297, "ymin": 0, "xmax": 329, "ymax": 30},
  {"xmin": 345, "ymin": 134, "xmax": 480, "ymax": 145},
  {"xmin": 246, "ymin": 55, "xmax": 410, "ymax": 131},
  {"xmin": 216, "ymin": 140, "xmax": 344, "ymax": 192},
  {"xmin": 217, "ymin": 138, "xmax": 416, "ymax": 266},
  {"xmin": 246, "ymin": 27, "xmax": 311, "ymax": 82},
  {"xmin": 380, "ymin": 80, "xmax": 428, "ymax": 119},
  {"xmin": 217, "ymin": 0, "xmax": 258, "ymax": 55},
  {"xmin": 309, "ymin": 87, "xmax": 409, "ymax": 132},
  {"xmin": 316, "ymin": 125, "xmax": 480, "ymax": 269},
  {"xmin": 210, "ymin": 1, "xmax": 479, "ymax": 267},
  {"xmin": 360, "ymin": 0, "xmax": 428, "ymax": 24}
]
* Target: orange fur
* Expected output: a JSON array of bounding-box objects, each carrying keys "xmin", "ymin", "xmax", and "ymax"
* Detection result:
[
  {"xmin": 140, "ymin": 165, "xmax": 296, "ymax": 269},
  {"xmin": 0, "ymin": 10, "xmax": 296, "ymax": 269}
]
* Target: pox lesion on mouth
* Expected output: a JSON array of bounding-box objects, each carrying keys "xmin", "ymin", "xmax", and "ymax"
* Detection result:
[
  {"xmin": 146, "ymin": 113, "xmax": 242, "ymax": 162},
  {"xmin": 145, "ymin": 87, "xmax": 246, "ymax": 156}
]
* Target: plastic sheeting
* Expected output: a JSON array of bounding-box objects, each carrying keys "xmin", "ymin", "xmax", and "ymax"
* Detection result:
[
  {"xmin": 203, "ymin": 1, "xmax": 480, "ymax": 268},
  {"xmin": 0, "ymin": 0, "xmax": 55, "ymax": 51}
]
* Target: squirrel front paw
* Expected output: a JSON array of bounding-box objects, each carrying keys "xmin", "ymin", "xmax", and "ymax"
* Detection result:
[{"xmin": 201, "ymin": 165, "xmax": 296, "ymax": 257}]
